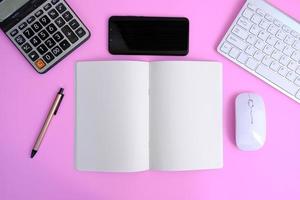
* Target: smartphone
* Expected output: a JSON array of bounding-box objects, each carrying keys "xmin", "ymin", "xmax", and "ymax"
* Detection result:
[{"xmin": 108, "ymin": 16, "xmax": 189, "ymax": 56}]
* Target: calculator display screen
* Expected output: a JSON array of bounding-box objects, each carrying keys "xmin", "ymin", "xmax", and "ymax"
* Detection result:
[
  {"xmin": 0, "ymin": 0, "xmax": 29, "ymax": 22},
  {"xmin": 109, "ymin": 16, "xmax": 189, "ymax": 55}
]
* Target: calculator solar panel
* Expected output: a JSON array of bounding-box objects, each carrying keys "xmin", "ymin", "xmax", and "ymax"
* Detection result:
[{"xmin": 0, "ymin": 0, "xmax": 90, "ymax": 73}]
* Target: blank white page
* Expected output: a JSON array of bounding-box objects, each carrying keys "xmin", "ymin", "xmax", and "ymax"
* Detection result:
[
  {"xmin": 149, "ymin": 61, "xmax": 223, "ymax": 171},
  {"xmin": 76, "ymin": 61, "xmax": 149, "ymax": 172}
]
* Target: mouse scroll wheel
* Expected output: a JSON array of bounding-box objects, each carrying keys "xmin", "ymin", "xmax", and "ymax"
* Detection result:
[{"xmin": 248, "ymin": 99, "xmax": 254, "ymax": 108}]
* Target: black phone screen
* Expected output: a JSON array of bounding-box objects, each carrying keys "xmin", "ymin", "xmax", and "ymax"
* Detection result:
[{"xmin": 108, "ymin": 16, "xmax": 189, "ymax": 55}]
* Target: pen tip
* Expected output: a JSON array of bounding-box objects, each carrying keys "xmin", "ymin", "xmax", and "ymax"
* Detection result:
[
  {"xmin": 31, "ymin": 150, "xmax": 37, "ymax": 158},
  {"xmin": 59, "ymin": 88, "xmax": 64, "ymax": 94}
]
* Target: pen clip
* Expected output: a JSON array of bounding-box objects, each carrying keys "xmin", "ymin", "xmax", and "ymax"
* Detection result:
[{"xmin": 54, "ymin": 94, "xmax": 64, "ymax": 115}]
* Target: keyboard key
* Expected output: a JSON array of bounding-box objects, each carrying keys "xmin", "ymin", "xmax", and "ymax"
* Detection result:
[
  {"xmin": 22, "ymin": 43, "xmax": 32, "ymax": 53},
  {"xmin": 295, "ymin": 77, "xmax": 300, "ymax": 86},
  {"xmin": 226, "ymin": 34, "xmax": 247, "ymax": 50},
  {"xmin": 28, "ymin": 51, "xmax": 39, "ymax": 61},
  {"xmin": 246, "ymin": 34, "xmax": 256, "ymax": 45},
  {"xmin": 262, "ymin": 56, "xmax": 273, "ymax": 66},
  {"xmin": 247, "ymin": 3, "xmax": 256, "ymax": 11},
  {"xmin": 35, "ymin": 58, "xmax": 46, "ymax": 69},
  {"xmin": 276, "ymin": 30, "xmax": 286, "ymax": 40},
  {"xmin": 270, "ymin": 61, "xmax": 280, "ymax": 71},
  {"xmin": 254, "ymin": 50, "xmax": 264, "ymax": 61},
  {"xmin": 45, "ymin": 38, "xmax": 55, "ymax": 48},
  {"xmin": 232, "ymin": 25, "xmax": 248, "ymax": 39},
  {"xmin": 279, "ymin": 55, "xmax": 290, "ymax": 66},
  {"xmin": 18, "ymin": 22, "xmax": 27, "ymax": 30},
  {"xmin": 46, "ymin": 23, "xmax": 57, "ymax": 34},
  {"xmin": 48, "ymin": 9, "xmax": 59, "ymax": 19},
  {"xmin": 35, "ymin": 9, "xmax": 43, "ymax": 17},
  {"xmin": 259, "ymin": 20, "xmax": 269, "ymax": 30},
  {"xmin": 278, "ymin": 66, "xmax": 289, "ymax": 77},
  {"xmin": 15, "ymin": 35, "xmax": 25, "ymax": 45},
  {"xmin": 56, "ymin": 3, "xmax": 66, "ymax": 13},
  {"xmin": 256, "ymin": 64, "xmax": 299, "ymax": 95},
  {"xmin": 295, "ymin": 90, "xmax": 300, "ymax": 100},
  {"xmin": 255, "ymin": 39, "xmax": 265, "ymax": 50},
  {"xmin": 271, "ymin": 50, "xmax": 283, "ymax": 61},
  {"xmin": 229, "ymin": 47, "xmax": 240, "ymax": 58},
  {"xmin": 39, "ymin": 15, "xmax": 51, "ymax": 26},
  {"xmin": 32, "ymin": 21, "xmax": 42, "ymax": 32},
  {"xmin": 23, "ymin": 28, "xmax": 35, "ymax": 39},
  {"xmin": 282, "ymin": 25, "xmax": 291, "ymax": 33},
  {"xmin": 38, "ymin": 29, "xmax": 49, "ymax": 40},
  {"xmin": 250, "ymin": 24, "xmax": 260, "ymax": 35},
  {"xmin": 61, "ymin": 25, "xmax": 78, "ymax": 43},
  {"xmin": 55, "ymin": 17, "xmax": 65, "ymax": 28},
  {"xmin": 293, "ymin": 40, "xmax": 300, "ymax": 51},
  {"xmin": 267, "ymin": 24, "xmax": 279, "ymax": 35},
  {"xmin": 256, "ymin": 9, "xmax": 265, "ymax": 16},
  {"xmin": 30, "ymin": 36, "xmax": 41, "ymax": 47},
  {"xmin": 258, "ymin": 30, "xmax": 269, "ymax": 40},
  {"xmin": 53, "ymin": 31, "xmax": 64, "ymax": 42},
  {"xmin": 69, "ymin": 19, "xmax": 79, "ymax": 30},
  {"xmin": 62, "ymin": 11, "xmax": 73, "ymax": 21},
  {"xmin": 245, "ymin": 45, "xmax": 257, "ymax": 56},
  {"xmin": 10, "ymin": 29, "xmax": 18, "ymax": 37},
  {"xmin": 51, "ymin": 46, "xmax": 63, "ymax": 56},
  {"xmin": 243, "ymin": 8, "xmax": 253, "ymax": 19},
  {"xmin": 284, "ymin": 35, "xmax": 295, "ymax": 45},
  {"xmin": 237, "ymin": 17, "xmax": 252, "ymax": 30},
  {"xmin": 283, "ymin": 46, "xmax": 294, "ymax": 57},
  {"xmin": 37, "ymin": 44, "xmax": 48, "ymax": 55},
  {"xmin": 59, "ymin": 39, "xmax": 70, "ymax": 50},
  {"xmin": 220, "ymin": 42, "xmax": 232, "ymax": 54},
  {"xmin": 75, "ymin": 27, "xmax": 86, "ymax": 38},
  {"xmin": 246, "ymin": 58, "xmax": 259, "ymax": 70},
  {"xmin": 291, "ymin": 51, "xmax": 300, "ymax": 62},
  {"xmin": 43, "ymin": 3, "xmax": 52, "ymax": 11},
  {"xmin": 237, "ymin": 52, "xmax": 248, "ymax": 64},
  {"xmin": 264, "ymin": 14, "xmax": 273, "ymax": 22},
  {"xmin": 274, "ymin": 40, "xmax": 286, "ymax": 51},
  {"xmin": 51, "ymin": 0, "xmax": 59, "ymax": 5},
  {"xmin": 291, "ymin": 31, "xmax": 299, "ymax": 38},
  {"xmin": 288, "ymin": 60, "xmax": 298, "ymax": 71},
  {"xmin": 251, "ymin": 14, "xmax": 262, "ymax": 24},
  {"xmin": 27, "ymin": 16, "xmax": 35, "ymax": 24},
  {"xmin": 263, "ymin": 44, "xmax": 274, "ymax": 55},
  {"xmin": 43, "ymin": 52, "xmax": 55, "ymax": 63},
  {"xmin": 274, "ymin": 19, "xmax": 282, "ymax": 27},
  {"xmin": 286, "ymin": 71, "xmax": 297, "ymax": 82}
]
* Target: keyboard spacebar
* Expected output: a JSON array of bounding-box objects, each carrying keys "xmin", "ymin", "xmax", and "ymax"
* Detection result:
[{"xmin": 256, "ymin": 65, "xmax": 299, "ymax": 95}]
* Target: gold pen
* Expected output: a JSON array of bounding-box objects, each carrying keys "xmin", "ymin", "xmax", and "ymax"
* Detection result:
[{"xmin": 31, "ymin": 88, "xmax": 64, "ymax": 158}]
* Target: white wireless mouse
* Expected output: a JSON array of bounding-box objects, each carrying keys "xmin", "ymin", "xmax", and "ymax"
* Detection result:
[{"xmin": 235, "ymin": 93, "xmax": 266, "ymax": 151}]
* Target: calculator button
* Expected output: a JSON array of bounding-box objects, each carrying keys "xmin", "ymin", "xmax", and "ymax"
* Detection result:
[
  {"xmin": 38, "ymin": 29, "xmax": 49, "ymax": 40},
  {"xmin": 31, "ymin": 21, "xmax": 42, "ymax": 32},
  {"xmin": 15, "ymin": 35, "xmax": 25, "ymax": 45},
  {"xmin": 27, "ymin": 16, "xmax": 35, "ymax": 24},
  {"xmin": 56, "ymin": 3, "xmax": 66, "ymax": 13},
  {"xmin": 51, "ymin": 46, "xmax": 62, "ymax": 56},
  {"xmin": 62, "ymin": 11, "xmax": 73, "ymax": 22},
  {"xmin": 55, "ymin": 17, "xmax": 65, "ymax": 28},
  {"xmin": 22, "ymin": 43, "xmax": 32, "ymax": 53},
  {"xmin": 18, "ymin": 22, "xmax": 27, "ymax": 30},
  {"xmin": 37, "ymin": 44, "xmax": 48, "ymax": 55},
  {"xmin": 46, "ymin": 23, "xmax": 57, "ymax": 34},
  {"xmin": 61, "ymin": 25, "xmax": 78, "ymax": 43},
  {"xmin": 59, "ymin": 39, "xmax": 70, "ymax": 50},
  {"xmin": 75, "ymin": 27, "xmax": 86, "ymax": 38},
  {"xmin": 45, "ymin": 38, "xmax": 55, "ymax": 48},
  {"xmin": 10, "ymin": 29, "xmax": 18, "ymax": 37},
  {"xmin": 39, "ymin": 15, "xmax": 51, "ymax": 26},
  {"xmin": 48, "ymin": 9, "xmax": 59, "ymax": 19},
  {"xmin": 30, "ymin": 36, "xmax": 41, "ymax": 47},
  {"xmin": 28, "ymin": 51, "xmax": 39, "ymax": 61},
  {"xmin": 51, "ymin": 0, "xmax": 59, "ymax": 5},
  {"xmin": 23, "ymin": 28, "xmax": 35, "ymax": 39},
  {"xmin": 35, "ymin": 58, "xmax": 46, "ymax": 69},
  {"xmin": 69, "ymin": 19, "xmax": 79, "ymax": 30},
  {"xmin": 43, "ymin": 52, "xmax": 55, "ymax": 63},
  {"xmin": 35, "ymin": 9, "xmax": 44, "ymax": 17},
  {"xmin": 43, "ymin": 3, "xmax": 52, "ymax": 11},
  {"xmin": 53, "ymin": 31, "xmax": 64, "ymax": 42}
]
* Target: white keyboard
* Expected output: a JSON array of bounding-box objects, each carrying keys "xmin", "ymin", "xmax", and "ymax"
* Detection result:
[{"xmin": 218, "ymin": 0, "xmax": 300, "ymax": 103}]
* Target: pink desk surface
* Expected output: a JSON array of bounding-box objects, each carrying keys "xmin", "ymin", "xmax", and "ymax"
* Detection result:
[{"xmin": 1, "ymin": 0, "xmax": 300, "ymax": 199}]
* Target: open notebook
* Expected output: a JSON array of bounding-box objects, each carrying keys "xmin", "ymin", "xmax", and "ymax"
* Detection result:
[{"xmin": 75, "ymin": 61, "xmax": 223, "ymax": 172}]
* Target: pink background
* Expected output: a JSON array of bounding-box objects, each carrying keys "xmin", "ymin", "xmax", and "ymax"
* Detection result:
[{"xmin": 1, "ymin": 0, "xmax": 300, "ymax": 199}]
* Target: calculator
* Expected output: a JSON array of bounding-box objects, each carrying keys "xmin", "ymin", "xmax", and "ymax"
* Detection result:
[{"xmin": 0, "ymin": 0, "xmax": 90, "ymax": 73}]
